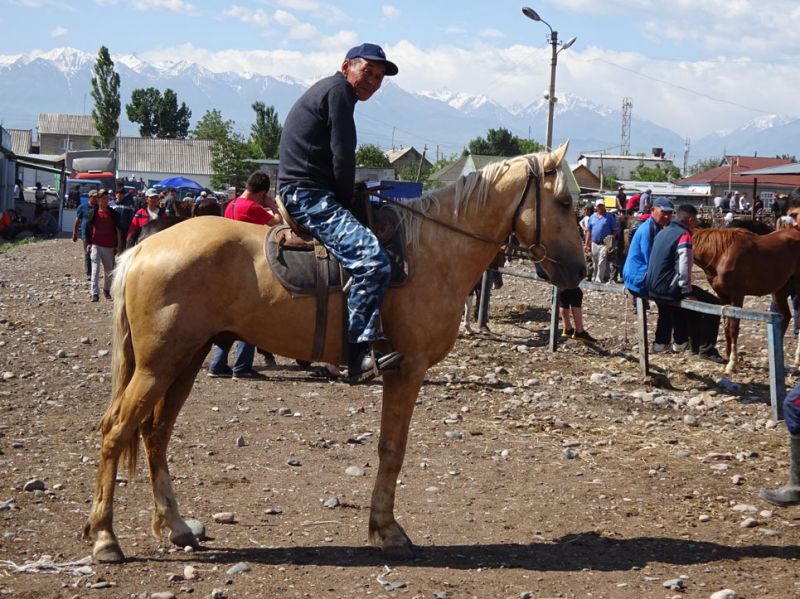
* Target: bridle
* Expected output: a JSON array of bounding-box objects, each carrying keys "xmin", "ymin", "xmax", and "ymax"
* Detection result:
[{"xmin": 374, "ymin": 155, "xmax": 561, "ymax": 264}]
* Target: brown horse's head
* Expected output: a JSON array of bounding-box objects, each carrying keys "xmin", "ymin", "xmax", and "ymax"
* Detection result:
[{"xmin": 509, "ymin": 142, "xmax": 586, "ymax": 288}]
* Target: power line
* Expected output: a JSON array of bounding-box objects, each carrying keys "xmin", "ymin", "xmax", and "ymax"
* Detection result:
[{"xmin": 586, "ymin": 56, "xmax": 775, "ymax": 116}]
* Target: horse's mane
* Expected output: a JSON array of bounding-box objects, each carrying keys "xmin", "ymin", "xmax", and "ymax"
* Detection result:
[
  {"xmin": 693, "ymin": 227, "xmax": 755, "ymax": 266},
  {"xmin": 393, "ymin": 152, "xmax": 567, "ymax": 248}
]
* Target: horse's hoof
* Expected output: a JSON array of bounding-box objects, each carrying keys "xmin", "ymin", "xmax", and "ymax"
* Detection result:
[
  {"xmin": 382, "ymin": 539, "xmax": 415, "ymax": 559},
  {"xmin": 169, "ymin": 530, "xmax": 198, "ymax": 548},
  {"xmin": 93, "ymin": 542, "xmax": 126, "ymax": 563}
]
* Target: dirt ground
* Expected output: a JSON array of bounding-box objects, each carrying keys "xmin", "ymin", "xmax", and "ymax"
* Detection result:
[{"xmin": 1, "ymin": 237, "xmax": 800, "ymax": 599}]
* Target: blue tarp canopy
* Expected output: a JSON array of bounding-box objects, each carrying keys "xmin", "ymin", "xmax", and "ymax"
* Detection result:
[{"xmin": 155, "ymin": 176, "xmax": 203, "ymax": 190}]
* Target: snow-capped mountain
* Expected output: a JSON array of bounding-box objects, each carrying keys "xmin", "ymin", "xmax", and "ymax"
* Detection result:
[{"xmin": 1, "ymin": 47, "xmax": 798, "ymax": 163}]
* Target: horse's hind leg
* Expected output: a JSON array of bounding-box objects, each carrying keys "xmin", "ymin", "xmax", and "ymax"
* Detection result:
[
  {"xmin": 84, "ymin": 371, "xmax": 170, "ymax": 562},
  {"xmin": 140, "ymin": 345, "xmax": 209, "ymax": 548},
  {"xmin": 368, "ymin": 362, "xmax": 427, "ymax": 555}
]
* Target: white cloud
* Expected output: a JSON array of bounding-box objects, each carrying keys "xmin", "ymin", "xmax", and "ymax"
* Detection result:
[
  {"xmin": 222, "ymin": 4, "xmax": 269, "ymax": 26},
  {"xmin": 49, "ymin": 26, "xmax": 68, "ymax": 37},
  {"xmin": 272, "ymin": 9, "xmax": 320, "ymax": 39},
  {"xmin": 479, "ymin": 28, "xmax": 505, "ymax": 39},
  {"xmin": 132, "ymin": 0, "xmax": 198, "ymax": 14},
  {"xmin": 382, "ymin": 5, "xmax": 400, "ymax": 20},
  {"xmin": 259, "ymin": 0, "xmax": 346, "ymax": 23},
  {"xmin": 13, "ymin": 0, "xmax": 75, "ymax": 9}
]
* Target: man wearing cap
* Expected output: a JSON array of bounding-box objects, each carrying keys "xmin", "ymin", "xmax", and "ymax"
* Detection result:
[
  {"xmin": 644, "ymin": 204, "xmax": 723, "ymax": 362},
  {"xmin": 72, "ymin": 189, "xmax": 99, "ymax": 280},
  {"xmin": 584, "ymin": 199, "xmax": 620, "ymax": 283},
  {"xmin": 639, "ymin": 188, "xmax": 652, "ymax": 214},
  {"xmin": 278, "ymin": 42, "xmax": 402, "ymax": 383},
  {"xmin": 127, "ymin": 188, "xmax": 166, "ymax": 246}
]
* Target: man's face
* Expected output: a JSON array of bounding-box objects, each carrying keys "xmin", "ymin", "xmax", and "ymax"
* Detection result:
[
  {"xmin": 685, "ymin": 214, "xmax": 698, "ymax": 231},
  {"xmin": 146, "ymin": 195, "xmax": 159, "ymax": 207},
  {"xmin": 788, "ymin": 206, "xmax": 800, "ymax": 225},
  {"xmin": 342, "ymin": 58, "xmax": 386, "ymax": 101},
  {"xmin": 652, "ymin": 207, "xmax": 672, "ymax": 227},
  {"xmin": 595, "ymin": 204, "xmax": 606, "ymax": 215},
  {"xmin": 98, "ymin": 192, "xmax": 109, "ymax": 207}
]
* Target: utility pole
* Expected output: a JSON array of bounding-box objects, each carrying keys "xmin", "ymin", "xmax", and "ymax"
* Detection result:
[
  {"xmin": 683, "ymin": 137, "xmax": 690, "ymax": 177},
  {"xmin": 620, "ymin": 97, "xmax": 632, "ymax": 155},
  {"xmin": 415, "ymin": 145, "xmax": 428, "ymax": 183},
  {"xmin": 391, "ymin": 126, "xmax": 396, "ymax": 149}
]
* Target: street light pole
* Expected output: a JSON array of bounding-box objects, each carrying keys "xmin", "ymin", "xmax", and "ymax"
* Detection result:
[
  {"xmin": 521, "ymin": 6, "xmax": 576, "ymax": 151},
  {"xmin": 546, "ymin": 29, "xmax": 558, "ymax": 151}
]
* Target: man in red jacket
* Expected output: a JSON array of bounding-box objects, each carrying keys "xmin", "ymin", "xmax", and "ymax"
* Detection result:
[{"xmin": 208, "ymin": 172, "xmax": 279, "ymax": 380}]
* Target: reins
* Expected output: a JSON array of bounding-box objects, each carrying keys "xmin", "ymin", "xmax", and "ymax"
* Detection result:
[{"xmin": 373, "ymin": 156, "xmax": 560, "ymax": 264}]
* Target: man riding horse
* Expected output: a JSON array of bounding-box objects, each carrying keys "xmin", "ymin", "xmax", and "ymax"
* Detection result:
[{"xmin": 278, "ymin": 43, "xmax": 402, "ymax": 383}]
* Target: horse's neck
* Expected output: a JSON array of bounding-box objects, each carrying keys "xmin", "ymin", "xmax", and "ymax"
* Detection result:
[{"xmin": 413, "ymin": 185, "xmax": 512, "ymax": 295}]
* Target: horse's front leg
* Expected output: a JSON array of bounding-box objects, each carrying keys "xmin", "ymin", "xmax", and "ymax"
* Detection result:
[
  {"xmin": 368, "ymin": 362, "xmax": 427, "ymax": 555},
  {"xmin": 725, "ymin": 316, "xmax": 741, "ymax": 375}
]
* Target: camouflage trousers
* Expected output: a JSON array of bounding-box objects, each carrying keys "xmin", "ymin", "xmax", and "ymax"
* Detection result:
[{"xmin": 279, "ymin": 186, "xmax": 391, "ymax": 344}]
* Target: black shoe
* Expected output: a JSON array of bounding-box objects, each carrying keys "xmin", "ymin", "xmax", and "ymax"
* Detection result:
[
  {"xmin": 699, "ymin": 350, "xmax": 726, "ymax": 364},
  {"xmin": 572, "ymin": 330, "xmax": 597, "ymax": 344},
  {"xmin": 347, "ymin": 342, "xmax": 403, "ymax": 384},
  {"xmin": 103, "ymin": 290, "xmax": 112, "ymax": 300},
  {"xmin": 207, "ymin": 366, "xmax": 233, "ymax": 378},
  {"xmin": 232, "ymin": 369, "xmax": 267, "ymax": 380},
  {"xmin": 90, "ymin": 295, "xmax": 99, "ymax": 302}
]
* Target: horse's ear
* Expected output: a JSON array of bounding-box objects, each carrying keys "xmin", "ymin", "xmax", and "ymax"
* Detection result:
[{"xmin": 543, "ymin": 140, "xmax": 570, "ymax": 171}]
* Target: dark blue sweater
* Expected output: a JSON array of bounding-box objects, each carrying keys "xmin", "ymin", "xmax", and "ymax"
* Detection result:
[{"xmin": 278, "ymin": 72, "xmax": 358, "ymax": 209}]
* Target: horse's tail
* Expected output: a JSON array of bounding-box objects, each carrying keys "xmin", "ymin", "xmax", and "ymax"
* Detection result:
[{"xmin": 99, "ymin": 245, "xmax": 142, "ymax": 481}]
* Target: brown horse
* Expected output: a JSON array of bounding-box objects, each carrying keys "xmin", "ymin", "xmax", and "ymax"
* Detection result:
[
  {"xmin": 693, "ymin": 227, "xmax": 800, "ymax": 373},
  {"xmin": 82, "ymin": 144, "xmax": 586, "ymax": 563}
]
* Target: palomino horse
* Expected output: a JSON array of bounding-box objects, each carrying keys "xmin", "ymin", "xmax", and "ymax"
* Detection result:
[
  {"xmin": 693, "ymin": 226, "xmax": 800, "ymax": 373},
  {"xmin": 83, "ymin": 144, "xmax": 586, "ymax": 563}
]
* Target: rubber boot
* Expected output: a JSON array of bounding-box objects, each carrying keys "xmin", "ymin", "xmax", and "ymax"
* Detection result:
[{"xmin": 759, "ymin": 434, "xmax": 800, "ymax": 507}]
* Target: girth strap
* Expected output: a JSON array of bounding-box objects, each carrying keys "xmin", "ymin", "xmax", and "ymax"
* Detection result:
[{"xmin": 312, "ymin": 241, "xmax": 329, "ymax": 362}]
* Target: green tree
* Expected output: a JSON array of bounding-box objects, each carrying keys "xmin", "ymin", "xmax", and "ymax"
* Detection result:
[
  {"xmin": 192, "ymin": 109, "xmax": 254, "ymax": 189},
  {"xmin": 517, "ymin": 138, "xmax": 546, "ymax": 154},
  {"xmin": 355, "ymin": 144, "xmax": 390, "ymax": 167},
  {"xmin": 126, "ymin": 88, "xmax": 161, "ymax": 137},
  {"xmin": 630, "ymin": 162, "xmax": 682, "ymax": 182},
  {"xmin": 126, "ymin": 87, "xmax": 191, "ymax": 138},
  {"xmin": 689, "ymin": 157, "xmax": 722, "ymax": 175},
  {"xmin": 777, "ymin": 154, "xmax": 798, "ymax": 163},
  {"xmin": 467, "ymin": 127, "xmax": 543, "ymax": 157},
  {"xmin": 191, "ymin": 109, "xmax": 229, "ymax": 140},
  {"xmin": 90, "ymin": 46, "xmax": 120, "ymax": 148},
  {"xmin": 250, "ymin": 101, "xmax": 282, "ymax": 159},
  {"xmin": 156, "ymin": 89, "xmax": 191, "ymax": 138}
]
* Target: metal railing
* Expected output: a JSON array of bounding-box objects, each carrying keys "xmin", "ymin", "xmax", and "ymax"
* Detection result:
[{"xmin": 482, "ymin": 265, "xmax": 786, "ymax": 421}]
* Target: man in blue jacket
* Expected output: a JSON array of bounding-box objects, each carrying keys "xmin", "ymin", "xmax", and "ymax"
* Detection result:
[
  {"xmin": 644, "ymin": 204, "xmax": 723, "ymax": 362},
  {"xmin": 623, "ymin": 197, "xmax": 674, "ymax": 351},
  {"xmin": 278, "ymin": 43, "xmax": 402, "ymax": 383}
]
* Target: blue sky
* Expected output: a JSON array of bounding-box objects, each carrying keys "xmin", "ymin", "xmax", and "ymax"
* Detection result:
[{"xmin": 2, "ymin": 0, "xmax": 798, "ymax": 137}]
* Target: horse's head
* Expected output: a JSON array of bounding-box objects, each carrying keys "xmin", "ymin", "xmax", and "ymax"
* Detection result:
[{"xmin": 507, "ymin": 142, "xmax": 586, "ymax": 288}]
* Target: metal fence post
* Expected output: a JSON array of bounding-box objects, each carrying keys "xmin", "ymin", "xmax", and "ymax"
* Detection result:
[
  {"xmin": 767, "ymin": 317, "xmax": 786, "ymax": 421},
  {"xmin": 636, "ymin": 295, "xmax": 649, "ymax": 376},
  {"xmin": 477, "ymin": 270, "xmax": 491, "ymax": 329},
  {"xmin": 549, "ymin": 285, "xmax": 559, "ymax": 351}
]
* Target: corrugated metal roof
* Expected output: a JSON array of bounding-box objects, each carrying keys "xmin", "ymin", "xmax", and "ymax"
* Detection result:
[
  {"xmin": 385, "ymin": 147, "xmax": 416, "ymax": 163},
  {"xmin": 117, "ymin": 136, "xmax": 214, "ymax": 175},
  {"xmin": 740, "ymin": 163, "xmax": 800, "ymax": 176},
  {"xmin": 679, "ymin": 155, "xmax": 790, "ymax": 185},
  {"xmin": 37, "ymin": 114, "xmax": 98, "ymax": 137},
  {"xmin": 7, "ymin": 129, "xmax": 32, "ymax": 154}
]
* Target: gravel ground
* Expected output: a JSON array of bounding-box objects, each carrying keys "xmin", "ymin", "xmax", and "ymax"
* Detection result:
[{"xmin": 1, "ymin": 237, "xmax": 800, "ymax": 599}]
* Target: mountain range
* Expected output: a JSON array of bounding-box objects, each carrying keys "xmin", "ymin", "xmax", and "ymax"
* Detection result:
[{"xmin": 1, "ymin": 47, "xmax": 798, "ymax": 165}]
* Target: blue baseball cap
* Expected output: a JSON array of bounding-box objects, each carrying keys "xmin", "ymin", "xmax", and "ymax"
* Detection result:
[
  {"xmin": 345, "ymin": 43, "xmax": 398, "ymax": 76},
  {"xmin": 653, "ymin": 197, "xmax": 674, "ymax": 212}
]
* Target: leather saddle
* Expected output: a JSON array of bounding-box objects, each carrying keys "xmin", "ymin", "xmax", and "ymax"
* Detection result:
[{"xmin": 264, "ymin": 195, "xmax": 409, "ymax": 361}]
